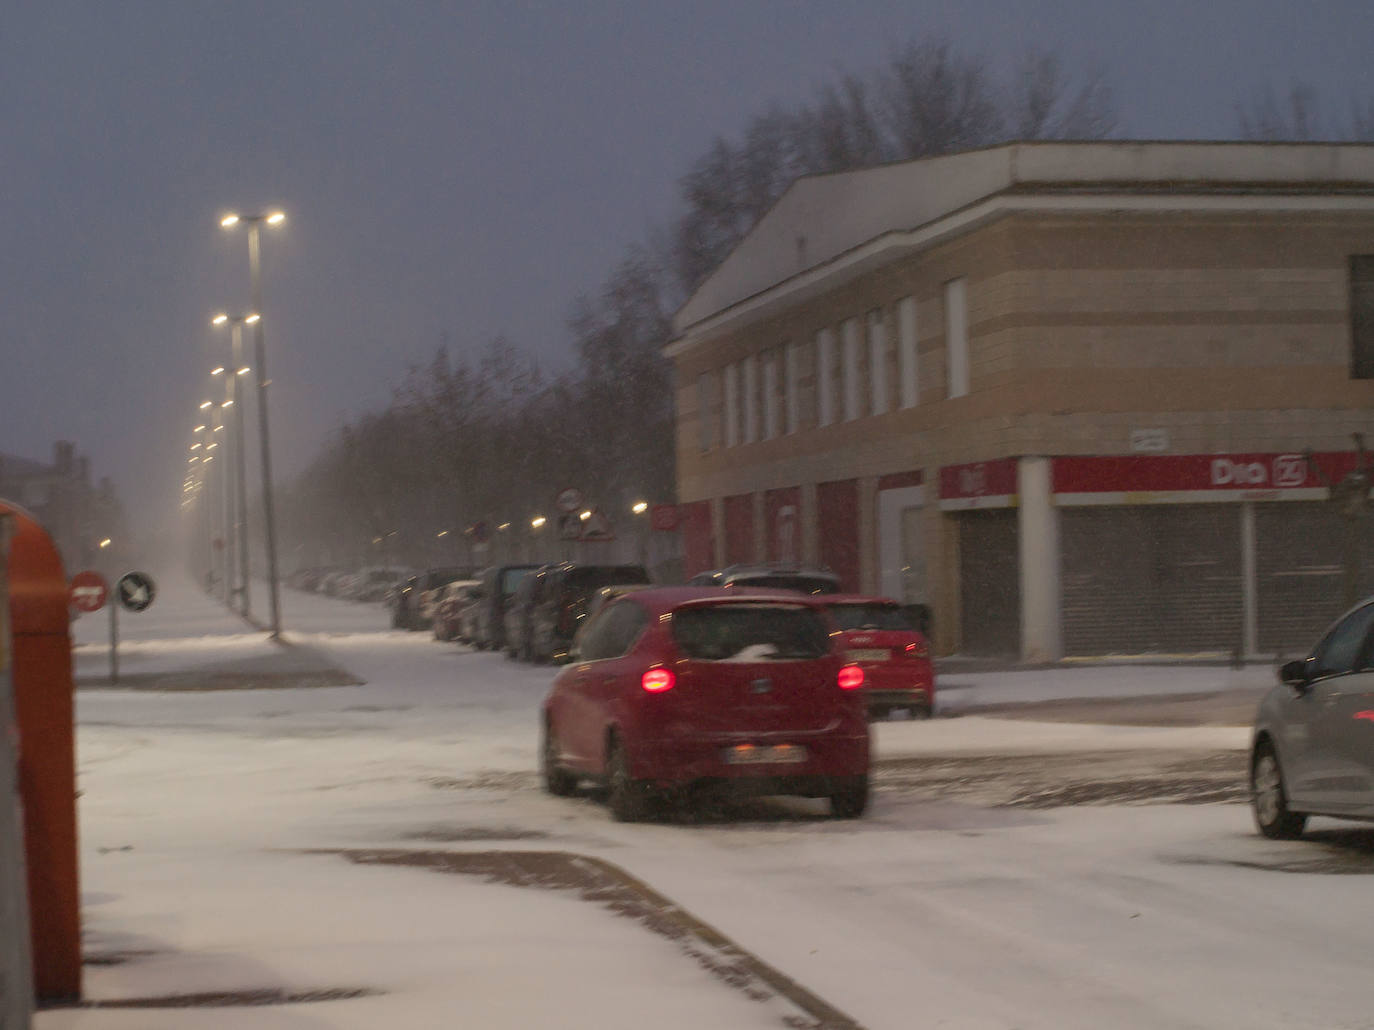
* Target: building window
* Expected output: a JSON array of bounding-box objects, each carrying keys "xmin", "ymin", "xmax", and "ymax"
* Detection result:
[
  {"xmin": 724, "ymin": 361, "xmax": 739, "ymax": 447},
  {"xmin": 784, "ymin": 340, "xmax": 800, "ymax": 434},
  {"xmin": 841, "ymin": 317, "xmax": 861, "ymax": 421},
  {"xmin": 762, "ymin": 352, "xmax": 779, "ymax": 440},
  {"xmin": 897, "ymin": 295, "xmax": 918, "ymax": 408},
  {"xmin": 816, "ymin": 328, "xmax": 835, "ymax": 427},
  {"xmin": 868, "ymin": 309, "xmax": 888, "ymax": 416},
  {"xmin": 1352, "ymin": 256, "xmax": 1374, "ymax": 379},
  {"xmin": 697, "ymin": 371, "xmax": 713, "ymax": 452},
  {"xmin": 945, "ymin": 277, "xmax": 969, "ymax": 398}
]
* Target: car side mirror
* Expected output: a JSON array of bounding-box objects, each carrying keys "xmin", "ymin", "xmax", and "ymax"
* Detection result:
[{"xmin": 1279, "ymin": 658, "xmax": 1310, "ymax": 690}]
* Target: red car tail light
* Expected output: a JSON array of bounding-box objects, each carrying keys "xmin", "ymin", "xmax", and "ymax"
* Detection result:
[
  {"xmin": 641, "ymin": 668, "xmax": 676, "ymax": 693},
  {"xmin": 905, "ymin": 640, "xmax": 929, "ymax": 658},
  {"xmin": 837, "ymin": 665, "xmax": 865, "ymax": 690}
]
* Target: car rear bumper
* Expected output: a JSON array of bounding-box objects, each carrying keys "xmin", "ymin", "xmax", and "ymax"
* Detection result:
[
  {"xmin": 865, "ymin": 687, "xmax": 932, "ymax": 710},
  {"xmin": 629, "ymin": 730, "xmax": 869, "ymax": 788}
]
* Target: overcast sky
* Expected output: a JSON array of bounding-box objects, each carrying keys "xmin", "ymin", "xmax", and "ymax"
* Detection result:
[{"xmin": 3, "ymin": 0, "xmax": 1373, "ymax": 541}]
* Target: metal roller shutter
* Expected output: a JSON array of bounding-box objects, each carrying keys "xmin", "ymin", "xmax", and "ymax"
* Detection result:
[
  {"xmin": 1255, "ymin": 502, "xmax": 1374, "ymax": 656},
  {"xmin": 1061, "ymin": 505, "xmax": 1241, "ymax": 656},
  {"xmin": 958, "ymin": 510, "xmax": 1019, "ymax": 656}
]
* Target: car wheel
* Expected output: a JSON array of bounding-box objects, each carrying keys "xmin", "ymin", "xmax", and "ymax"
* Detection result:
[
  {"xmin": 829, "ymin": 775, "xmax": 869, "ymax": 819},
  {"xmin": 867, "ymin": 705, "xmax": 889, "ymax": 722},
  {"xmin": 607, "ymin": 738, "xmax": 649, "ymax": 822},
  {"xmin": 542, "ymin": 721, "xmax": 578, "ymax": 797},
  {"xmin": 909, "ymin": 704, "xmax": 932, "ymax": 720},
  {"xmin": 1251, "ymin": 743, "xmax": 1307, "ymax": 839}
]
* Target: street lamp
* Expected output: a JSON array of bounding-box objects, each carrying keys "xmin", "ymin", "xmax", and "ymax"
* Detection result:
[
  {"xmin": 212, "ymin": 312, "xmax": 260, "ymax": 618},
  {"xmin": 221, "ymin": 210, "xmax": 285, "ymax": 638}
]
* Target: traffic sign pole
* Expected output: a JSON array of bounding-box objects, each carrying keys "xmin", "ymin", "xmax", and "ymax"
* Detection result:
[{"xmin": 109, "ymin": 595, "xmax": 118, "ymax": 684}]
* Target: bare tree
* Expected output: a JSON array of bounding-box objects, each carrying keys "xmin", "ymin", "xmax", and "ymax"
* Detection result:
[
  {"xmin": 1347, "ymin": 95, "xmax": 1374, "ymax": 141},
  {"xmin": 877, "ymin": 39, "xmax": 1003, "ymax": 159},
  {"xmin": 1236, "ymin": 80, "xmax": 1325, "ymax": 140},
  {"xmin": 1007, "ymin": 50, "xmax": 1117, "ymax": 140}
]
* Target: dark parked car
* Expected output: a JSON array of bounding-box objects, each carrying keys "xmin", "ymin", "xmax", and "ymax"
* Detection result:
[
  {"xmin": 823, "ymin": 595, "xmax": 935, "ymax": 720},
  {"xmin": 541, "ymin": 586, "xmax": 871, "ymax": 821},
  {"xmin": 392, "ymin": 566, "xmax": 471, "ymax": 630},
  {"xmin": 502, "ymin": 570, "xmax": 542, "ymax": 660},
  {"xmin": 469, "ymin": 564, "xmax": 540, "ymax": 651},
  {"xmin": 1250, "ymin": 598, "xmax": 1374, "ymax": 839},
  {"xmin": 518, "ymin": 562, "xmax": 652, "ymax": 663},
  {"xmin": 688, "ymin": 563, "xmax": 842, "ymax": 595}
]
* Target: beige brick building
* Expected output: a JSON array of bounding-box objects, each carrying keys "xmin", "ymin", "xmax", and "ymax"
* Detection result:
[{"xmin": 666, "ymin": 141, "xmax": 1374, "ymax": 661}]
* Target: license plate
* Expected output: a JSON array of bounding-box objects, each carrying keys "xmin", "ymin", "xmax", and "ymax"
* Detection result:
[
  {"xmin": 847, "ymin": 648, "xmax": 889, "ymax": 662},
  {"xmin": 722, "ymin": 743, "xmax": 809, "ymax": 765}
]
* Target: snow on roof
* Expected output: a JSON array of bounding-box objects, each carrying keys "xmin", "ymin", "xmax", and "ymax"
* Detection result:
[{"xmin": 671, "ymin": 140, "xmax": 1374, "ymax": 347}]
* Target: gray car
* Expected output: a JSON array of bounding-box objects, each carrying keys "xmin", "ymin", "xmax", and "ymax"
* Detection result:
[{"xmin": 1250, "ymin": 598, "xmax": 1374, "ymax": 838}]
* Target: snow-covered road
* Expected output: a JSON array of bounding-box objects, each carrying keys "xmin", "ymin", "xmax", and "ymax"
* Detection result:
[{"xmin": 42, "ymin": 575, "xmax": 1372, "ymax": 1029}]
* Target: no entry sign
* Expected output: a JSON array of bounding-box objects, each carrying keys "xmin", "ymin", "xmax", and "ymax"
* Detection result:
[{"xmin": 69, "ymin": 570, "xmax": 108, "ymax": 612}]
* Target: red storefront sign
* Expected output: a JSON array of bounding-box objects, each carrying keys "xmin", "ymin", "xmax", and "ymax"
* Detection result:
[
  {"xmin": 938, "ymin": 458, "xmax": 1020, "ymax": 509},
  {"xmin": 1053, "ymin": 451, "xmax": 1359, "ymax": 503}
]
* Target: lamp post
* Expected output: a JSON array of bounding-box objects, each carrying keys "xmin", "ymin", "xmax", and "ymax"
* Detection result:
[
  {"xmin": 632, "ymin": 500, "xmax": 649, "ymax": 569},
  {"xmin": 221, "ymin": 209, "xmax": 285, "ymax": 638},
  {"xmin": 212, "ymin": 312, "xmax": 260, "ymax": 618}
]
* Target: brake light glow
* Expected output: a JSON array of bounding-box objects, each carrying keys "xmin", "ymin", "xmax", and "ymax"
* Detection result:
[
  {"xmin": 905, "ymin": 641, "xmax": 928, "ymax": 658},
  {"xmin": 641, "ymin": 668, "xmax": 676, "ymax": 693},
  {"xmin": 837, "ymin": 665, "xmax": 865, "ymax": 690}
]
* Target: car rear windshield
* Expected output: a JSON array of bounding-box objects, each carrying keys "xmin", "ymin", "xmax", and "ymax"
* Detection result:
[
  {"xmin": 671, "ymin": 603, "xmax": 831, "ymax": 662},
  {"xmin": 564, "ymin": 566, "xmax": 650, "ymax": 592},
  {"xmin": 424, "ymin": 568, "xmax": 467, "ymax": 588},
  {"xmin": 827, "ymin": 603, "xmax": 912, "ymax": 631},
  {"xmin": 730, "ymin": 575, "xmax": 840, "ymax": 595},
  {"xmin": 500, "ymin": 568, "xmax": 534, "ymax": 594}
]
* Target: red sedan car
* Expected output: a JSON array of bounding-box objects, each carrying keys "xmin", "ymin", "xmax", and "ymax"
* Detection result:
[
  {"xmin": 541, "ymin": 587, "xmax": 871, "ymax": 821},
  {"xmin": 822, "ymin": 596, "xmax": 935, "ymax": 720}
]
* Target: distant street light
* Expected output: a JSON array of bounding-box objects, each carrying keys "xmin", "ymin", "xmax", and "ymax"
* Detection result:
[
  {"xmin": 98, "ymin": 538, "xmax": 111, "ymax": 549},
  {"xmin": 221, "ymin": 210, "xmax": 286, "ymax": 638},
  {"xmin": 632, "ymin": 501, "xmax": 648, "ymax": 515},
  {"xmin": 212, "ymin": 312, "xmax": 260, "ymax": 618}
]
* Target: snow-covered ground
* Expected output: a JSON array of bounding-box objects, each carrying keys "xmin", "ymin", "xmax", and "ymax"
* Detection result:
[{"xmin": 38, "ymin": 575, "xmax": 1371, "ymax": 1029}]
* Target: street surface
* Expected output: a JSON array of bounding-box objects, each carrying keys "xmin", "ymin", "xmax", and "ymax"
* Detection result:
[{"xmin": 44, "ymin": 576, "xmax": 1374, "ymax": 1029}]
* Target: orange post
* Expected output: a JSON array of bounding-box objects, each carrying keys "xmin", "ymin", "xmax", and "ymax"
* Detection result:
[{"xmin": 1, "ymin": 500, "xmax": 81, "ymax": 1002}]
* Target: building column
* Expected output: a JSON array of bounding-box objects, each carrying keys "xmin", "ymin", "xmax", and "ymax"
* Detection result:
[
  {"xmin": 752, "ymin": 490, "xmax": 766, "ymax": 563},
  {"xmin": 857, "ymin": 476, "xmax": 877, "ymax": 593},
  {"xmin": 800, "ymin": 482, "xmax": 820, "ymax": 567},
  {"xmin": 1018, "ymin": 456, "xmax": 1062, "ymax": 663},
  {"xmin": 709, "ymin": 496, "xmax": 726, "ymax": 568},
  {"xmin": 1241, "ymin": 501, "xmax": 1257, "ymax": 660}
]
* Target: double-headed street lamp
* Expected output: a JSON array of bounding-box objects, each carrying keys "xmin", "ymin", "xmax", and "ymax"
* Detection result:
[
  {"xmin": 212, "ymin": 312, "xmax": 260, "ymax": 618},
  {"xmin": 220, "ymin": 210, "xmax": 285, "ymax": 637}
]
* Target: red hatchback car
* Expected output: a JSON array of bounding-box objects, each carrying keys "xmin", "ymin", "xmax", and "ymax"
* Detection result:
[
  {"xmin": 823, "ymin": 596, "xmax": 935, "ymax": 720},
  {"xmin": 541, "ymin": 587, "xmax": 871, "ymax": 821}
]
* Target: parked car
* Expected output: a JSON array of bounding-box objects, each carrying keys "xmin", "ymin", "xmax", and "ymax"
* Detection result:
[
  {"xmin": 502, "ymin": 570, "xmax": 543, "ymax": 659},
  {"xmin": 822, "ymin": 595, "xmax": 934, "ymax": 719},
  {"xmin": 349, "ymin": 566, "xmax": 411, "ymax": 602},
  {"xmin": 392, "ymin": 566, "xmax": 471, "ymax": 630},
  {"xmin": 518, "ymin": 562, "xmax": 652, "ymax": 664},
  {"xmin": 688, "ymin": 563, "xmax": 842, "ymax": 595},
  {"xmin": 585, "ymin": 582, "xmax": 655, "ymax": 623},
  {"xmin": 540, "ymin": 586, "xmax": 871, "ymax": 821},
  {"xmin": 432, "ymin": 579, "xmax": 481, "ymax": 641},
  {"xmin": 1250, "ymin": 598, "xmax": 1374, "ymax": 839},
  {"xmin": 469, "ymin": 564, "xmax": 540, "ymax": 651}
]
